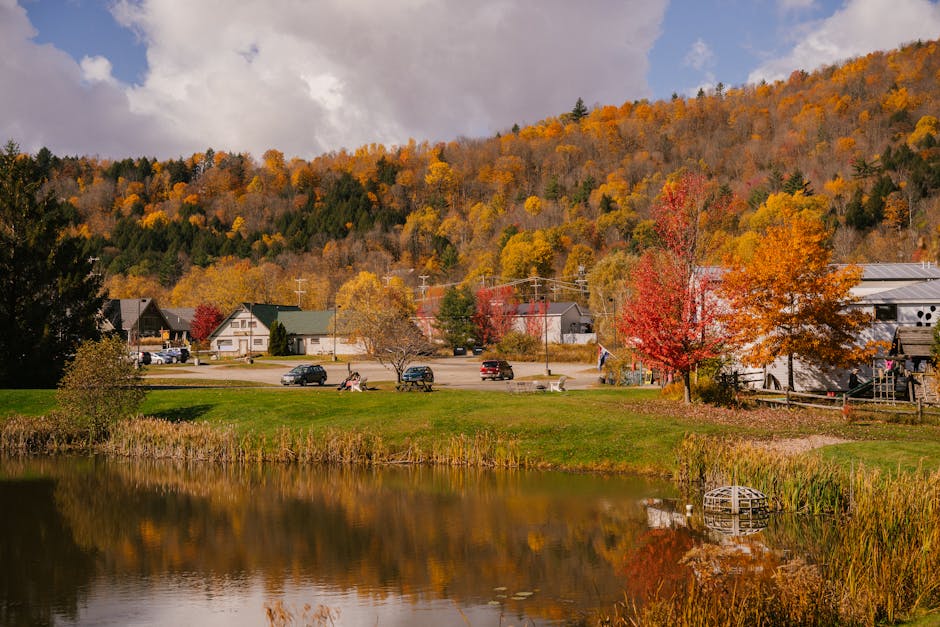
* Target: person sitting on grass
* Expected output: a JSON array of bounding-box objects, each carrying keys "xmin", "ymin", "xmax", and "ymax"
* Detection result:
[{"xmin": 338, "ymin": 371, "xmax": 360, "ymax": 391}]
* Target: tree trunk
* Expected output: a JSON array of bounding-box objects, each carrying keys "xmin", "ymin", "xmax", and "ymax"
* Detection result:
[{"xmin": 683, "ymin": 370, "xmax": 692, "ymax": 404}]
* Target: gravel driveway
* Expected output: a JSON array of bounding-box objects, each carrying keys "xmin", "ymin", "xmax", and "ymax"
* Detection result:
[{"xmin": 148, "ymin": 355, "xmax": 601, "ymax": 391}]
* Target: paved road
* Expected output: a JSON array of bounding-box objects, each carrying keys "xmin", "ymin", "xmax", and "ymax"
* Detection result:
[{"xmin": 148, "ymin": 355, "xmax": 603, "ymax": 391}]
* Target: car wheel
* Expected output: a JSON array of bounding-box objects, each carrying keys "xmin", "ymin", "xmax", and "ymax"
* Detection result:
[
  {"xmin": 508, "ymin": 373, "xmax": 514, "ymax": 380},
  {"xmin": 300, "ymin": 379, "xmax": 306, "ymax": 386},
  {"xmin": 318, "ymin": 379, "xmax": 325, "ymax": 386}
]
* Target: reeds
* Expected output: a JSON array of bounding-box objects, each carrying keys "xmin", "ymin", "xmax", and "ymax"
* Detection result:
[
  {"xmin": 657, "ymin": 433, "xmax": 940, "ymax": 625},
  {"xmin": 829, "ymin": 466, "xmax": 940, "ymax": 625},
  {"xmin": 99, "ymin": 418, "xmax": 528, "ymax": 468},
  {"xmin": 675, "ymin": 433, "xmax": 849, "ymax": 514},
  {"xmin": 0, "ymin": 412, "xmax": 91, "ymax": 453}
]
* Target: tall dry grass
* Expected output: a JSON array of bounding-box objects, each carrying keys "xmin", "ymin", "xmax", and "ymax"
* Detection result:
[
  {"xmin": 642, "ymin": 433, "xmax": 940, "ymax": 626},
  {"xmin": 100, "ymin": 418, "xmax": 527, "ymax": 468},
  {"xmin": 0, "ymin": 412, "xmax": 91, "ymax": 452},
  {"xmin": 675, "ymin": 433, "xmax": 848, "ymax": 514}
]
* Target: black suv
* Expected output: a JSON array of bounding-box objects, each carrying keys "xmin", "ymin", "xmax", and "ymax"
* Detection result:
[
  {"xmin": 480, "ymin": 360, "xmax": 514, "ymax": 380},
  {"xmin": 280, "ymin": 364, "xmax": 327, "ymax": 386}
]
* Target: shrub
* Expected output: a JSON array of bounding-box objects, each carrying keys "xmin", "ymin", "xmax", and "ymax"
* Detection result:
[
  {"xmin": 494, "ymin": 331, "xmax": 540, "ymax": 358},
  {"xmin": 693, "ymin": 375, "xmax": 737, "ymax": 407},
  {"xmin": 57, "ymin": 336, "xmax": 146, "ymax": 442},
  {"xmin": 268, "ymin": 320, "xmax": 289, "ymax": 356}
]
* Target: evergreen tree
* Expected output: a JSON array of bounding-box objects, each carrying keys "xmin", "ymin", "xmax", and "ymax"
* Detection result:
[
  {"xmin": 435, "ymin": 286, "xmax": 477, "ymax": 349},
  {"xmin": 0, "ymin": 141, "xmax": 103, "ymax": 387},
  {"xmin": 570, "ymin": 97, "xmax": 588, "ymax": 122},
  {"xmin": 268, "ymin": 320, "xmax": 289, "ymax": 356}
]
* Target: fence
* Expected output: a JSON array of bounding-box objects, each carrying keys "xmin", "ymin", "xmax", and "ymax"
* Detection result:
[{"xmin": 751, "ymin": 387, "xmax": 940, "ymax": 422}]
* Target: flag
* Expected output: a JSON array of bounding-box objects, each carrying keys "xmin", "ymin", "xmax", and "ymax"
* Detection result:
[{"xmin": 597, "ymin": 344, "xmax": 611, "ymax": 371}]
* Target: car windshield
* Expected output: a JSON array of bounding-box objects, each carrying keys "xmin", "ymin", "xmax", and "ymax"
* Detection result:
[
  {"xmin": 405, "ymin": 367, "xmax": 422, "ymax": 374},
  {"xmin": 288, "ymin": 366, "xmax": 305, "ymax": 374},
  {"xmin": 482, "ymin": 361, "xmax": 498, "ymax": 367}
]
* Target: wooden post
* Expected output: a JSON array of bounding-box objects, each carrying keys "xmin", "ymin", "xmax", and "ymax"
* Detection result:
[
  {"xmin": 918, "ymin": 399, "xmax": 923, "ymax": 423},
  {"xmin": 842, "ymin": 393, "xmax": 850, "ymax": 421},
  {"xmin": 785, "ymin": 388, "xmax": 791, "ymax": 408}
]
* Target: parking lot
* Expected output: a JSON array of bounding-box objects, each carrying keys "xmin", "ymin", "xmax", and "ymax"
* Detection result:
[{"xmin": 147, "ymin": 355, "xmax": 601, "ymax": 391}]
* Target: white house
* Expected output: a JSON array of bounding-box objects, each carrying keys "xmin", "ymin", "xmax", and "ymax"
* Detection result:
[
  {"xmin": 754, "ymin": 263, "xmax": 940, "ymax": 391},
  {"xmin": 208, "ymin": 303, "xmax": 300, "ymax": 356},
  {"xmin": 277, "ymin": 310, "xmax": 365, "ymax": 356},
  {"xmin": 512, "ymin": 301, "xmax": 596, "ymax": 344}
]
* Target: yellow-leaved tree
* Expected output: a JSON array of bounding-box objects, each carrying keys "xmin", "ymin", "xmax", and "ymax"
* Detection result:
[
  {"xmin": 336, "ymin": 271, "xmax": 416, "ymax": 356},
  {"xmin": 720, "ymin": 193, "xmax": 877, "ymax": 390}
]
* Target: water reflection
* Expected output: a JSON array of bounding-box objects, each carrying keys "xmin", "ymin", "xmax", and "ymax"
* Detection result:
[{"xmin": 1, "ymin": 456, "xmax": 685, "ymax": 625}]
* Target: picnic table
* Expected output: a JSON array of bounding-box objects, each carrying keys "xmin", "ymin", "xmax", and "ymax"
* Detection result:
[{"xmin": 396, "ymin": 380, "xmax": 433, "ymax": 392}]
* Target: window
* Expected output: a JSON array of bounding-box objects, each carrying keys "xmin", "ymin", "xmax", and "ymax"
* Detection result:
[
  {"xmin": 309, "ymin": 337, "xmax": 320, "ymax": 344},
  {"xmin": 874, "ymin": 304, "xmax": 897, "ymax": 321},
  {"xmin": 248, "ymin": 321, "xmax": 257, "ymax": 328},
  {"xmin": 218, "ymin": 339, "xmax": 232, "ymax": 347},
  {"xmin": 253, "ymin": 338, "xmax": 264, "ymax": 346}
]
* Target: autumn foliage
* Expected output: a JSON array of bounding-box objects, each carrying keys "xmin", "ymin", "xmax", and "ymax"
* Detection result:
[
  {"xmin": 618, "ymin": 173, "xmax": 727, "ymax": 403},
  {"xmin": 190, "ymin": 303, "xmax": 224, "ymax": 344},
  {"xmin": 720, "ymin": 193, "xmax": 876, "ymax": 388}
]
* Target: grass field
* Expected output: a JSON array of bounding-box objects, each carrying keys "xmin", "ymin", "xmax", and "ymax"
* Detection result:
[{"xmin": 3, "ymin": 386, "xmax": 940, "ymax": 474}]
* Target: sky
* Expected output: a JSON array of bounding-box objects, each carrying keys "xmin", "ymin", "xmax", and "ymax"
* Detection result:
[{"xmin": 2, "ymin": 0, "xmax": 940, "ymax": 160}]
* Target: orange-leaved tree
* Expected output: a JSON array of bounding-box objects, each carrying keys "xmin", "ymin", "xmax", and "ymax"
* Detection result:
[
  {"xmin": 720, "ymin": 193, "xmax": 875, "ymax": 390},
  {"xmin": 618, "ymin": 172, "xmax": 728, "ymax": 403}
]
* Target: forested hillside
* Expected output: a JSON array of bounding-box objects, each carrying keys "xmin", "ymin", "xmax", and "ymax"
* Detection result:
[{"xmin": 32, "ymin": 39, "xmax": 940, "ymax": 310}]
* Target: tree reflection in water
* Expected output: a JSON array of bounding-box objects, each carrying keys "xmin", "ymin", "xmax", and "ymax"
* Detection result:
[{"xmin": 2, "ymin": 455, "xmax": 692, "ymax": 625}]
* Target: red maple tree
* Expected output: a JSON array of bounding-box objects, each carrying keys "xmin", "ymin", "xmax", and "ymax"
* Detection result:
[
  {"xmin": 473, "ymin": 285, "xmax": 517, "ymax": 345},
  {"xmin": 617, "ymin": 173, "xmax": 727, "ymax": 403},
  {"xmin": 190, "ymin": 303, "xmax": 224, "ymax": 346}
]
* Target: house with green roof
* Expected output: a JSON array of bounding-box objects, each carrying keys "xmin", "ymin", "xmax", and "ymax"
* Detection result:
[
  {"xmin": 208, "ymin": 303, "xmax": 301, "ymax": 356},
  {"xmin": 277, "ymin": 310, "xmax": 364, "ymax": 356},
  {"xmin": 208, "ymin": 304, "xmax": 364, "ymax": 357}
]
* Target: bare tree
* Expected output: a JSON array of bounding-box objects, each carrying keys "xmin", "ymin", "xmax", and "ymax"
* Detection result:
[{"xmin": 371, "ymin": 316, "xmax": 435, "ymax": 383}]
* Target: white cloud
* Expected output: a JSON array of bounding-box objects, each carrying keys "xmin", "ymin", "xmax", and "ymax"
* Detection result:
[
  {"xmin": 683, "ymin": 38, "xmax": 715, "ymax": 70},
  {"xmin": 749, "ymin": 0, "xmax": 940, "ymax": 84},
  {"xmin": 80, "ymin": 55, "xmax": 116, "ymax": 84},
  {"xmin": 0, "ymin": 0, "xmax": 183, "ymax": 157},
  {"xmin": 1, "ymin": 0, "xmax": 667, "ymax": 159}
]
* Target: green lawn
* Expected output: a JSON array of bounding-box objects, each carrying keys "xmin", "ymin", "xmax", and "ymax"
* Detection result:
[{"xmin": 3, "ymin": 386, "xmax": 940, "ymax": 475}]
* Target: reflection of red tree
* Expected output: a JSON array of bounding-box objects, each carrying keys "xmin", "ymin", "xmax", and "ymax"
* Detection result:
[{"xmin": 621, "ymin": 527, "xmax": 697, "ymax": 603}]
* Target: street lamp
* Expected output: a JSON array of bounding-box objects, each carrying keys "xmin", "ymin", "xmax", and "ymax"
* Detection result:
[{"xmin": 136, "ymin": 297, "xmax": 143, "ymax": 366}]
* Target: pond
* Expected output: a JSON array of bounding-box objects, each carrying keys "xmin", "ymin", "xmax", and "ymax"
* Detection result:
[{"xmin": 0, "ymin": 456, "xmax": 828, "ymax": 625}]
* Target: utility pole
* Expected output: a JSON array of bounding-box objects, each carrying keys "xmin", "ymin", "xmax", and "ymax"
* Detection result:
[
  {"xmin": 293, "ymin": 277, "xmax": 307, "ymax": 308},
  {"xmin": 541, "ymin": 295, "xmax": 550, "ymax": 376},
  {"xmin": 418, "ymin": 275, "xmax": 430, "ymax": 301}
]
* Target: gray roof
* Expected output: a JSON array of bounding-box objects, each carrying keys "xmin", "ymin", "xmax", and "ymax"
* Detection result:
[
  {"xmin": 848, "ymin": 263, "xmax": 940, "ymax": 281},
  {"xmin": 277, "ymin": 310, "xmax": 335, "ymax": 335},
  {"xmin": 162, "ymin": 307, "xmax": 195, "ymax": 332},
  {"xmin": 103, "ymin": 298, "xmax": 164, "ymax": 332},
  {"xmin": 860, "ymin": 279, "xmax": 940, "ymax": 303},
  {"xmin": 514, "ymin": 301, "xmax": 587, "ymax": 316}
]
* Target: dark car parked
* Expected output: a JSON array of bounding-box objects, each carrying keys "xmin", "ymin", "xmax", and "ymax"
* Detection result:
[
  {"xmin": 480, "ymin": 359, "xmax": 514, "ymax": 381},
  {"xmin": 402, "ymin": 365, "xmax": 434, "ymax": 383},
  {"xmin": 280, "ymin": 364, "xmax": 327, "ymax": 386}
]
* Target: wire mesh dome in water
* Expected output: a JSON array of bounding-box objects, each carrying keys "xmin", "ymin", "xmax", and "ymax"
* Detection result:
[{"xmin": 703, "ymin": 485, "xmax": 768, "ymax": 515}]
